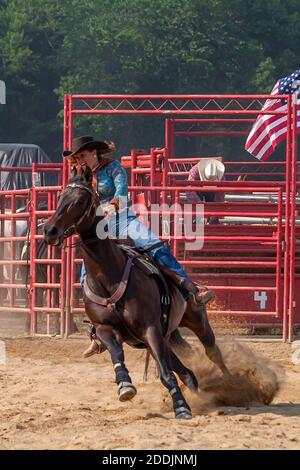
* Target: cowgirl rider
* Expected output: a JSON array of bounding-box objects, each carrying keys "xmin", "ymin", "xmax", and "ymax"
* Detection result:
[{"xmin": 63, "ymin": 136, "xmax": 213, "ymax": 357}]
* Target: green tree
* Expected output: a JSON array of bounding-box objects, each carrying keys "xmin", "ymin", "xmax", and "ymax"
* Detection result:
[{"xmin": 0, "ymin": 0, "xmax": 299, "ymax": 158}]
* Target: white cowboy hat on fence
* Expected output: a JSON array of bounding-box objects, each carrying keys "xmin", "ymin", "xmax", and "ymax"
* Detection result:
[{"xmin": 197, "ymin": 158, "xmax": 225, "ymax": 181}]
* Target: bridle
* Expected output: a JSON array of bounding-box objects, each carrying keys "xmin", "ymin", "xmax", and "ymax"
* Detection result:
[{"xmin": 62, "ymin": 182, "xmax": 100, "ymax": 242}]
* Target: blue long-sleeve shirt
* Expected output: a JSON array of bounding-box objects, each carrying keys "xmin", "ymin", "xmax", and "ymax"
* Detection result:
[
  {"xmin": 80, "ymin": 160, "xmax": 133, "ymax": 284},
  {"xmin": 97, "ymin": 160, "xmax": 129, "ymax": 208}
]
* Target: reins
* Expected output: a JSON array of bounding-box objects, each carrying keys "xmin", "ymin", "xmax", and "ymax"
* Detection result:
[{"xmin": 62, "ymin": 182, "xmax": 99, "ymax": 249}]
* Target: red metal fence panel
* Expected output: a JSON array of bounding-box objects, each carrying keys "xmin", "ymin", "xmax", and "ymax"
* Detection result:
[{"xmin": 0, "ymin": 94, "xmax": 297, "ymax": 341}]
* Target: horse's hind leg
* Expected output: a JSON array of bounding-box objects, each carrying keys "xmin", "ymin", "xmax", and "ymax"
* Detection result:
[
  {"xmin": 168, "ymin": 348, "xmax": 198, "ymax": 393},
  {"xmin": 146, "ymin": 326, "xmax": 192, "ymax": 419},
  {"xmin": 95, "ymin": 325, "xmax": 137, "ymax": 402},
  {"xmin": 181, "ymin": 302, "xmax": 230, "ymax": 377},
  {"xmin": 169, "ymin": 328, "xmax": 193, "ymax": 355}
]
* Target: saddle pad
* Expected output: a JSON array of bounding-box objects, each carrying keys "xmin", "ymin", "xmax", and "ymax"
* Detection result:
[{"xmin": 117, "ymin": 244, "xmax": 162, "ymax": 277}]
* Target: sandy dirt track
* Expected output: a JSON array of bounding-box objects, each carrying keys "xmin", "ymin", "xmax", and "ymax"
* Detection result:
[{"xmin": 0, "ymin": 336, "xmax": 299, "ymax": 450}]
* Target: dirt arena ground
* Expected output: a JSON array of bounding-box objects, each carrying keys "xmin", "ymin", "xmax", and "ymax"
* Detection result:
[{"xmin": 0, "ymin": 335, "xmax": 299, "ymax": 450}]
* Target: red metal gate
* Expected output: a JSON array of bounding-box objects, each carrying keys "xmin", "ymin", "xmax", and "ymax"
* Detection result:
[
  {"xmin": 0, "ymin": 94, "xmax": 297, "ymax": 340},
  {"xmin": 62, "ymin": 93, "xmax": 298, "ymax": 341},
  {"xmin": 0, "ymin": 164, "xmax": 64, "ymax": 335}
]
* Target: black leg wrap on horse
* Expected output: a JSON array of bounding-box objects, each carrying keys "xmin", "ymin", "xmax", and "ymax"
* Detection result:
[
  {"xmin": 169, "ymin": 386, "xmax": 191, "ymax": 413},
  {"xmin": 174, "ymin": 399, "xmax": 192, "ymax": 418},
  {"xmin": 171, "ymin": 390, "xmax": 185, "ymax": 405},
  {"xmin": 115, "ymin": 365, "xmax": 132, "ymax": 384},
  {"xmin": 161, "ymin": 372, "xmax": 178, "ymax": 391}
]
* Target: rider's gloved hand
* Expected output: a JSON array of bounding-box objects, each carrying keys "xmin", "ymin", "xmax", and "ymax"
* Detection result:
[{"xmin": 101, "ymin": 203, "xmax": 116, "ymax": 218}]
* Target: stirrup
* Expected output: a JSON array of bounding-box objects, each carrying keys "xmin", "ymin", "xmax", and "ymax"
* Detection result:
[
  {"xmin": 82, "ymin": 340, "xmax": 102, "ymax": 358},
  {"xmin": 190, "ymin": 288, "xmax": 214, "ymax": 307},
  {"xmin": 195, "ymin": 288, "xmax": 214, "ymax": 305}
]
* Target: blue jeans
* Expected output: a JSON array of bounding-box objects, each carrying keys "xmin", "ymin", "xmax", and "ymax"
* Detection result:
[{"xmin": 80, "ymin": 213, "xmax": 190, "ymax": 286}]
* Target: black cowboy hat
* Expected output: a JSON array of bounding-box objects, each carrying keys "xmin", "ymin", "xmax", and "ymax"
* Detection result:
[{"xmin": 62, "ymin": 135, "xmax": 115, "ymax": 162}]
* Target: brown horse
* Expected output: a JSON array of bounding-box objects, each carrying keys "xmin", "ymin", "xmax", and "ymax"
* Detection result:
[{"xmin": 44, "ymin": 166, "xmax": 229, "ymax": 420}]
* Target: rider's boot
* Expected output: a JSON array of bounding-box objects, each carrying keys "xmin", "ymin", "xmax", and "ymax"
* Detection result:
[
  {"xmin": 82, "ymin": 339, "xmax": 104, "ymax": 358},
  {"xmin": 180, "ymin": 278, "xmax": 214, "ymax": 307},
  {"xmin": 82, "ymin": 323, "xmax": 107, "ymax": 358},
  {"xmin": 152, "ymin": 246, "xmax": 214, "ymax": 306},
  {"xmin": 158, "ymin": 264, "xmax": 214, "ymax": 307}
]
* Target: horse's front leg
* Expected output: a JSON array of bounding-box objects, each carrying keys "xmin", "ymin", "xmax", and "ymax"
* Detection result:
[
  {"xmin": 146, "ymin": 325, "xmax": 192, "ymax": 420},
  {"xmin": 95, "ymin": 324, "xmax": 137, "ymax": 402}
]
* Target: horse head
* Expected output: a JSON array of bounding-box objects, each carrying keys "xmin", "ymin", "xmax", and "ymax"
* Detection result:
[{"xmin": 44, "ymin": 166, "xmax": 96, "ymax": 246}]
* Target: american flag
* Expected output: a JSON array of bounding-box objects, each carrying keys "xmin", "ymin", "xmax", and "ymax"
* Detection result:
[{"xmin": 245, "ymin": 68, "xmax": 300, "ymax": 160}]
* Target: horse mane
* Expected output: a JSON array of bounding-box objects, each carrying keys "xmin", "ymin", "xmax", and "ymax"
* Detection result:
[{"xmin": 68, "ymin": 173, "xmax": 90, "ymax": 186}]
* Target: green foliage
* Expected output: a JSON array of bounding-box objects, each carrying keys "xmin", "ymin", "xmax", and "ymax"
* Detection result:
[{"xmin": 0, "ymin": 0, "xmax": 299, "ymax": 157}]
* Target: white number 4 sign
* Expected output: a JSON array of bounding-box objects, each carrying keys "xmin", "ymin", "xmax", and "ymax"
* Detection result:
[{"xmin": 254, "ymin": 291, "xmax": 267, "ymax": 310}]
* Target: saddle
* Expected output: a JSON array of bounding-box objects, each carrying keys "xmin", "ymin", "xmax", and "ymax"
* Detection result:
[{"xmin": 117, "ymin": 243, "xmax": 171, "ymax": 336}]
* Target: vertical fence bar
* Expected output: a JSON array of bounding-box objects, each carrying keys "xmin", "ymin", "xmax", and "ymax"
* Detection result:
[
  {"xmin": 63, "ymin": 95, "xmax": 68, "ymax": 189},
  {"xmin": 0, "ymin": 194, "xmax": 4, "ymax": 305},
  {"xmin": 275, "ymin": 187, "xmax": 283, "ymax": 317},
  {"xmin": 130, "ymin": 149, "xmax": 137, "ymax": 205},
  {"xmin": 59, "ymin": 244, "xmax": 66, "ymax": 337},
  {"xmin": 63, "ymin": 95, "xmax": 69, "ymax": 151},
  {"xmin": 45, "ymin": 183, "xmax": 51, "ymax": 335},
  {"xmin": 46, "ymin": 244, "xmax": 51, "ymax": 335},
  {"xmin": 162, "ymin": 147, "xmax": 168, "ymax": 206},
  {"xmin": 166, "ymin": 119, "xmax": 175, "ymax": 205},
  {"xmin": 163, "ymin": 119, "xmax": 170, "ymax": 206},
  {"xmin": 52, "ymin": 187, "xmax": 65, "ymax": 337},
  {"xmin": 288, "ymin": 94, "xmax": 298, "ymax": 342},
  {"xmin": 68, "ymin": 95, "xmax": 73, "ymax": 154},
  {"xmin": 50, "ymin": 192, "xmax": 56, "ymax": 334},
  {"xmin": 150, "ymin": 148, "xmax": 155, "ymax": 187},
  {"xmin": 61, "ymin": 101, "xmax": 69, "ymax": 336},
  {"xmin": 63, "ymin": 94, "xmax": 73, "ymax": 336},
  {"xmin": 69, "ymin": 243, "xmax": 75, "ymax": 334},
  {"xmin": 173, "ymin": 189, "xmax": 180, "ymax": 258},
  {"xmin": 10, "ymin": 192, "xmax": 16, "ymax": 308},
  {"xmin": 165, "ymin": 118, "xmax": 175, "ymax": 158},
  {"xmin": 64, "ymin": 241, "xmax": 73, "ymax": 337},
  {"xmin": 283, "ymin": 96, "xmax": 292, "ymax": 341},
  {"xmin": 29, "ymin": 187, "xmax": 36, "ymax": 335}
]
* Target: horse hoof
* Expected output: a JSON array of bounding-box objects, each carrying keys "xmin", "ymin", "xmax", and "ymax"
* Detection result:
[
  {"xmin": 118, "ymin": 382, "xmax": 137, "ymax": 402},
  {"xmin": 175, "ymin": 408, "xmax": 192, "ymax": 420}
]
